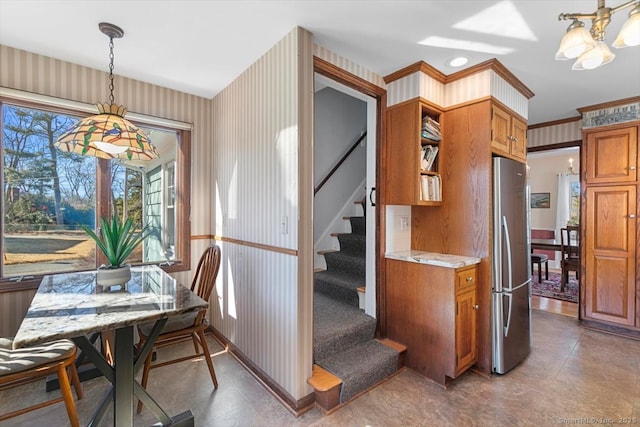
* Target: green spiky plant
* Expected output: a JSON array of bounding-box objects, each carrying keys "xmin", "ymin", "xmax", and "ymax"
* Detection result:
[{"xmin": 81, "ymin": 216, "xmax": 151, "ymax": 269}]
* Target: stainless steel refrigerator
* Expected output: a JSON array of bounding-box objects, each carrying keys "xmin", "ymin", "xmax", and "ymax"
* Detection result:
[{"xmin": 492, "ymin": 157, "xmax": 532, "ymax": 374}]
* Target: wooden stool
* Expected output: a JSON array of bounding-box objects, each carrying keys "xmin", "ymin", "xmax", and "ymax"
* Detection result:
[{"xmin": 531, "ymin": 253, "xmax": 549, "ymax": 283}]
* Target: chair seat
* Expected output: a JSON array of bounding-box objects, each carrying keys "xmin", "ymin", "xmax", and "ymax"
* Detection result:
[
  {"xmin": 138, "ymin": 312, "xmax": 199, "ymax": 337},
  {"xmin": 0, "ymin": 338, "xmax": 76, "ymax": 376},
  {"xmin": 530, "ymin": 253, "xmax": 548, "ymax": 262}
]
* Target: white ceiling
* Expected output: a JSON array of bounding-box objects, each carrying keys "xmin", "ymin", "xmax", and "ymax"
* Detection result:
[{"xmin": 0, "ymin": 0, "xmax": 638, "ymax": 125}]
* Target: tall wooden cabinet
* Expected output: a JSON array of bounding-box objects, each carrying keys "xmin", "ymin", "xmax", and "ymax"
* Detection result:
[{"xmin": 582, "ymin": 123, "xmax": 639, "ymax": 331}]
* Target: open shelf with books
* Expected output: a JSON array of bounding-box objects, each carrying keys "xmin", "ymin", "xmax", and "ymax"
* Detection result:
[{"xmin": 386, "ymin": 98, "xmax": 443, "ymax": 206}]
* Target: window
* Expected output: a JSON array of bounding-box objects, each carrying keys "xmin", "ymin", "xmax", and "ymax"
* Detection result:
[
  {"xmin": 1, "ymin": 99, "xmax": 190, "ymax": 285},
  {"xmin": 568, "ymin": 181, "xmax": 580, "ymax": 226}
]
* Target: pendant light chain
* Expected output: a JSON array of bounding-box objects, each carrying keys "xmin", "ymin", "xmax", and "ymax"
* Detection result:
[{"xmin": 108, "ymin": 36, "xmax": 115, "ymax": 105}]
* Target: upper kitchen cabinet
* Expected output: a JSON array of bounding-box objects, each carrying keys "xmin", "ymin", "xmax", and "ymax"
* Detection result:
[
  {"xmin": 491, "ymin": 104, "xmax": 527, "ymax": 162},
  {"xmin": 584, "ymin": 125, "xmax": 638, "ymax": 184},
  {"xmin": 386, "ymin": 99, "xmax": 443, "ymax": 206}
]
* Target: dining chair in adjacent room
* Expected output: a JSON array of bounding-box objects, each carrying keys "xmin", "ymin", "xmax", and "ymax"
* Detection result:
[
  {"xmin": 136, "ymin": 244, "xmax": 222, "ymax": 413},
  {"xmin": 0, "ymin": 338, "xmax": 83, "ymax": 427},
  {"xmin": 560, "ymin": 226, "xmax": 580, "ymax": 292}
]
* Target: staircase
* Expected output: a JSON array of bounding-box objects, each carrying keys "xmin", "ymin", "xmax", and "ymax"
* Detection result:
[{"xmin": 309, "ymin": 206, "xmax": 404, "ymax": 410}]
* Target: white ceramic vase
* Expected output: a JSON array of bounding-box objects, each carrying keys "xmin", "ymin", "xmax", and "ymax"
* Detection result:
[{"xmin": 96, "ymin": 265, "xmax": 131, "ymax": 288}]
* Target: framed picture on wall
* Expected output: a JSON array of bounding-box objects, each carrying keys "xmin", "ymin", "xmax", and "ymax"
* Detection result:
[{"xmin": 531, "ymin": 192, "xmax": 551, "ymax": 208}]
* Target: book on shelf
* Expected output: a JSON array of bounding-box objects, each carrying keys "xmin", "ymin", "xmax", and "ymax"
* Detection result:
[
  {"xmin": 421, "ymin": 144, "xmax": 439, "ymax": 172},
  {"xmin": 420, "ymin": 174, "xmax": 441, "ymax": 202},
  {"xmin": 421, "ymin": 116, "xmax": 441, "ymax": 141}
]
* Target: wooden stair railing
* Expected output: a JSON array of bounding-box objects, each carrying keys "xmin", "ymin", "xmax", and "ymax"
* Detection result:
[{"xmin": 314, "ymin": 131, "xmax": 367, "ymax": 195}]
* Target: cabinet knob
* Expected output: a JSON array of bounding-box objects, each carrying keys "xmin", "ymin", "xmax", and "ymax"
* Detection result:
[
  {"xmin": 466, "ymin": 276, "xmax": 473, "ymax": 282},
  {"xmin": 473, "ymin": 305, "xmax": 479, "ymax": 310},
  {"xmin": 630, "ymin": 214, "xmax": 637, "ymax": 219},
  {"xmin": 630, "ymin": 166, "xmax": 636, "ymax": 170}
]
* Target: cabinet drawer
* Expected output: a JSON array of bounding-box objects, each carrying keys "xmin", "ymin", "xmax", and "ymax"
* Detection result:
[{"xmin": 456, "ymin": 268, "xmax": 476, "ymax": 292}]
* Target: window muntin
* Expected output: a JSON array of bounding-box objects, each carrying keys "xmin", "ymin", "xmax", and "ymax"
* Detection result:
[{"xmin": 1, "ymin": 101, "xmax": 188, "ymax": 281}]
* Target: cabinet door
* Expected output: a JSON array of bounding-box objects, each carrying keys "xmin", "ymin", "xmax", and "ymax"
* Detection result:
[
  {"xmin": 584, "ymin": 185, "xmax": 636, "ymax": 326},
  {"xmin": 585, "ymin": 127, "xmax": 638, "ymax": 184},
  {"xmin": 455, "ymin": 287, "xmax": 477, "ymax": 374},
  {"xmin": 386, "ymin": 102, "xmax": 421, "ymax": 205},
  {"xmin": 510, "ymin": 117, "xmax": 527, "ymax": 161},
  {"xmin": 491, "ymin": 105, "xmax": 511, "ymax": 155}
]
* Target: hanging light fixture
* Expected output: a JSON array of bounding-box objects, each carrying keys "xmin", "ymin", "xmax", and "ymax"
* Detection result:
[
  {"xmin": 56, "ymin": 22, "xmax": 158, "ymax": 160},
  {"xmin": 556, "ymin": 0, "xmax": 640, "ymax": 70}
]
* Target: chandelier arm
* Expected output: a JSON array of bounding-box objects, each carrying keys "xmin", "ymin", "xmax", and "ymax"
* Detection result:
[
  {"xmin": 610, "ymin": 0, "xmax": 639, "ymax": 14},
  {"xmin": 558, "ymin": 12, "xmax": 597, "ymax": 21}
]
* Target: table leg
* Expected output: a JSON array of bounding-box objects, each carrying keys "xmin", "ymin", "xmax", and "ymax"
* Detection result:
[
  {"xmin": 114, "ymin": 326, "xmax": 134, "ymax": 425},
  {"xmin": 74, "ymin": 318, "xmax": 195, "ymax": 427}
]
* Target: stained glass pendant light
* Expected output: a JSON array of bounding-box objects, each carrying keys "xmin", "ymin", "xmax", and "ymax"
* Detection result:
[{"xmin": 56, "ymin": 22, "xmax": 158, "ymax": 160}]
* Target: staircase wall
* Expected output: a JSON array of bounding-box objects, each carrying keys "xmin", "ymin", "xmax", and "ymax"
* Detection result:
[{"xmin": 314, "ymin": 87, "xmax": 367, "ymax": 259}]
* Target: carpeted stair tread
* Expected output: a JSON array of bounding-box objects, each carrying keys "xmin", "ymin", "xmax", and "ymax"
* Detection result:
[
  {"xmin": 314, "ymin": 293, "xmax": 376, "ymax": 361},
  {"xmin": 314, "ymin": 270, "xmax": 362, "ymax": 307},
  {"xmin": 315, "ymin": 340, "xmax": 399, "ymax": 403}
]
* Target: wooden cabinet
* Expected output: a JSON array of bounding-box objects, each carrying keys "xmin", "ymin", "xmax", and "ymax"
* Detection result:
[
  {"xmin": 585, "ymin": 126, "xmax": 637, "ymax": 184},
  {"xmin": 386, "ymin": 99, "xmax": 442, "ymax": 206},
  {"xmin": 582, "ymin": 123, "xmax": 639, "ymax": 332},
  {"xmin": 385, "ymin": 259, "xmax": 478, "ymax": 386},
  {"xmin": 584, "ymin": 185, "xmax": 636, "ymax": 326},
  {"xmin": 491, "ymin": 104, "xmax": 527, "ymax": 162}
]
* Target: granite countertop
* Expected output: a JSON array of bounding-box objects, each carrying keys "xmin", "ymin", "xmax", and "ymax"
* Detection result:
[
  {"xmin": 385, "ymin": 250, "xmax": 481, "ymax": 268},
  {"xmin": 13, "ymin": 265, "xmax": 208, "ymax": 349}
]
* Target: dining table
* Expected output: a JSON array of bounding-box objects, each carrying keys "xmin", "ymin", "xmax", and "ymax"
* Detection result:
[
  {"xmin": 530, "ymin": 238, "xmax": 562, "ymax": 252},
  {"xmin": 12, "ymin": 265, "xmax": 207, "ymax": 427}
]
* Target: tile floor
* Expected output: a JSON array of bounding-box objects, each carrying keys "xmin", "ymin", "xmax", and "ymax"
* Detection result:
[{"xmin": 1, "ymin": 309, "xmax": 639, "ymax": 426}]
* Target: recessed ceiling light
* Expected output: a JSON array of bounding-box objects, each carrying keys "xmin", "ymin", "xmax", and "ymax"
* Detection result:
[{"xmin": 449, "ymin": 57, "xmax": 469, "ymax": 67}]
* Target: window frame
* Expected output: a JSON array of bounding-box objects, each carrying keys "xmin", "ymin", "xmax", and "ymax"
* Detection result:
[{"xmin": 0, "ymin": 96, "xmax": 191, "ymax": 291}]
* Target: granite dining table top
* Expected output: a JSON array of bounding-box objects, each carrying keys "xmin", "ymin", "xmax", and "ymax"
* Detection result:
[{"xmin": 13, "ymin": 265, "xmax": 208, "ymax": 349}]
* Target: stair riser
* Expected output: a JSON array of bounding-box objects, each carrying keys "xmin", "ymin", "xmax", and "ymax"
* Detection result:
[
  {"xmin": 336, "ymin": 234, "xmax": 366, "ymax": 257},
  {"xmin": 314, "ymin": 275, "xmax": 360, "ymax": 308},
  {"xmin": 323, "ymin": 252, "xmax": 365, "ymax": 278},
  {"xmin": 349, "ymin": 217, "xmax": 366, "ymax": 235}
]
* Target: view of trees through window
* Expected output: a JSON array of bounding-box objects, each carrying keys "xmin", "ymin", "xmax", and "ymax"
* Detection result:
[
  {"xmin": 1, "ymin": 103, "xmax": 176, "ymax": 278},
  {"xmin": 568, "ymin": 181, "xmax": 580, "ymax": 226}
]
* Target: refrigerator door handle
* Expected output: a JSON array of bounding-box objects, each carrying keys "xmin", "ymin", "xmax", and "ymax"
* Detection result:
[
  {"xmin": 504, "ymin": 293, "xmax": 513, "ymax": 337},
  {"xmin": 502, "ymin": 215, "xmax": 514, "ymax": 291}
]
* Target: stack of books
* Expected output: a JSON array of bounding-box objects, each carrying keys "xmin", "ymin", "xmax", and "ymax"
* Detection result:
[
  {"xmin": 421, "ymin": 116, "xmax": 441, "ymax": 142},
  {"xmin": 420, "ymin": 175, "xmax": 441, "ymax": 202}
]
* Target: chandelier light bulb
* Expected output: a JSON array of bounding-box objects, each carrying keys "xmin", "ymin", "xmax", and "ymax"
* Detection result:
[
  {"xmin": 556, "ymin": 20, "xmax": 596, "ymax": 59},
  {"xmin": 613, "ymin": 5, "xmax": 640, "ymax": 47},
  {"xmin": 572, "ymin": 40, "xmax": 616, "ymax": 70}
]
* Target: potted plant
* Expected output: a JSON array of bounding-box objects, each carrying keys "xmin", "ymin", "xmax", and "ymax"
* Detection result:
[{"xmin": 82, "ymin": 216, "xmax": 151, "ymax": 287}]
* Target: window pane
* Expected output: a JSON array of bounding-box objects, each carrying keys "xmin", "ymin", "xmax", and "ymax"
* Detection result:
[
  {"xmin": 111, "ymin": 162, "xmax": 145, "ymax": 265},
  {"xmin": 2, "ymin": 104, "xmax": 96, "ymax": 276}
]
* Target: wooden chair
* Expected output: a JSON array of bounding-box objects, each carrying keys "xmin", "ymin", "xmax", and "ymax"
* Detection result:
[
  {"xmin": 560, "ymin": 226, "xmax": 580, "ymax": 292},
  {"xmin": 136, "ymin": 244, "xmax": 221, "ymax": 413},
  {"xmin": 530, "ymin": 253, "xmax": 549, "ymax": 283},
  {"xmin": 0, "ymin": 338, "xmax": 83, "ymax": 426}
]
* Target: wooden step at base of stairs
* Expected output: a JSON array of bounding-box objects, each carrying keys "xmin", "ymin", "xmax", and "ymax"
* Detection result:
[
  {"xmin": 377, "ymin": 338, "xmax": 407, "ymax": 369},
  {"xmin": 307, "ymin": 364, "xmax": 342, "ymax": 412},
  {"xmin": 308, "ymin": 339, "xmax": 407, "ymax": 412}
]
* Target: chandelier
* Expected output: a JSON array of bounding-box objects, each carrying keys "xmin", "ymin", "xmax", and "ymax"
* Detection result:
[
  {"xmin": 555, "ymin": 0, "xmax": 640, "ymax": 70},
  {"xmin": 56, "ymin": 23, "xmax": 158, "ymax": 160}
]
